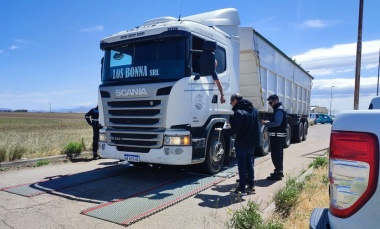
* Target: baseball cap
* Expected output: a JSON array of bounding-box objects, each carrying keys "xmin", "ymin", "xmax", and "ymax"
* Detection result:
[
  {"xmin": 267, "ymin": 94, "xmax": 279, "ymax": 101},
  {"xmin": 230, "ymin": 93, "xmax": 243, "ymax": 102}
]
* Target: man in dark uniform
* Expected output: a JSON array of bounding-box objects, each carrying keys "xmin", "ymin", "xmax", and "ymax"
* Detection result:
[
  {"xmin": 85, "ymin": 106, "xmax": 101, "ymax": 160},
  {"xmin": 262, "ymin": 94, "xmax": 287, "ymax": 180},
  {"xmin": 222, "ymin": 93, "xmax": 260, "ymax": 195}
]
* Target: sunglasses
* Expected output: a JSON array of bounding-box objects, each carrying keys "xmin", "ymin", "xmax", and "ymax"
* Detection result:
[{"xmin": 268, "ymin": 101, "xmax": 273, "ymax": 105}]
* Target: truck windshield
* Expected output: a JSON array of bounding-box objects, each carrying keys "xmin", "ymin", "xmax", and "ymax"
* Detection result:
[{"xmin": 102, "ymin": 38, "xmax": 186, "ymax": 82}]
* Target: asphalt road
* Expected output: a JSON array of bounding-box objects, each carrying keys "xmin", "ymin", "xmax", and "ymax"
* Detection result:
[{"xmin": 0, "ymin": 124, "xmax": 331, "ymax": 229}]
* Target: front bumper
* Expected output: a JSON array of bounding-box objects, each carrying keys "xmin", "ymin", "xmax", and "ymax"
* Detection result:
[{"xmin": 98, "ymin": 142, "xmax": 193, "ymax": 165}]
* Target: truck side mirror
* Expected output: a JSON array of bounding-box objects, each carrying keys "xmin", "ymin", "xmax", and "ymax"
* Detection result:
[
  {"xmin": 199, "ymin": 51, "xmax": 215, "ymax": 76},
  {"xmin": 100, "ymin": 57, "xmax": 104, "ymax": 79},
  {"xmin": 199, "ymin": 40, "xmax": 216, "ymax": 76},
  {"xmin": 202, "ymin": 40, "xmax": 217, "ymax": 51}
]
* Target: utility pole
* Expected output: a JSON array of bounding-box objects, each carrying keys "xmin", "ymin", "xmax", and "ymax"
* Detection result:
[
  {"xmin": 330, "ymin": 86, "xmax": 335, "ymax": 116},
  {"xmin": 354, "ymin": 0, "xmax": 364, "ymax": 110},
  {"xmin": 377, "ymin": 47, "xmax": 380, "ymax": 96}
]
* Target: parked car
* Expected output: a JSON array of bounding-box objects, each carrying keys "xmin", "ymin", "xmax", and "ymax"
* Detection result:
[
  {"xmin": 309, "ymin": 113, "xmax": 322, "ymax": 123},
  {"xmin": 310, "ymin": 110, "xmax": 380, "ymax": 228},
  {"xmin": 369, "ymin": 96, "xmax": 380, "ymax": 109},
  {"xmin": 315, "ymin": 114, "xmax": 333, "ymax": 124}
]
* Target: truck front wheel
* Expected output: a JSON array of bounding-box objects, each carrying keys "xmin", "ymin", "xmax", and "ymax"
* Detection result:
[{"xmin": 203, "ymin": 129, "xmax": 225, "ymax": 174}]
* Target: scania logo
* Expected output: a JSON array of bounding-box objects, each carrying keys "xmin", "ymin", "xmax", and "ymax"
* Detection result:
[{"xmin": 115, "ymin": 88, "xmax": 148, "ymax": 97}]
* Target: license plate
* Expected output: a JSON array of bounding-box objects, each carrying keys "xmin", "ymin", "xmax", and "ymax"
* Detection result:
[{"xmin": 124, "ymin": 154, "xmax": 140, "ymax": 162}]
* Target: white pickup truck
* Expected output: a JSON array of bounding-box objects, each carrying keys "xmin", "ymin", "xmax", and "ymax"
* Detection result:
[{"xmin": 310, "ymin": 110, "xmax": 380, "ymax": 228}]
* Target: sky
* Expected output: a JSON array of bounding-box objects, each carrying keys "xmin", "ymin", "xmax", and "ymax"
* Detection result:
[{"xmin": 1, "ymin": 0, "xmax": 379, "ymax": 113}]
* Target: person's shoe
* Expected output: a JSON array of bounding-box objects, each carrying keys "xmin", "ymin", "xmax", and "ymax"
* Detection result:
[
  {"xmin": 270, "ymin": 171, "xmax": 284, "ymax": 177},
  {"xmin": 93, "ymin": 155, "xmax": 98, "ymax": 160},
  {"xmin": 246, "ymin": 186, "xmax": 256, "ymax": 194},
  {"xmin": 267, "ymin": 173, "xmax": 282, "ymax": 181},
  {"xmin": 236, "ymin": 177, "xmax": 249, "ymax": 183},
  {"xmin": 230, "ymin": 187, "xmax": 247, "ymax": 196}
]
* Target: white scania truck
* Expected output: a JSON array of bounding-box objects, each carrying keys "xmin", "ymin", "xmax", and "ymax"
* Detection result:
[{"xmin": 97, "ymin": 8, "xmax": 313, "ymax": 174}]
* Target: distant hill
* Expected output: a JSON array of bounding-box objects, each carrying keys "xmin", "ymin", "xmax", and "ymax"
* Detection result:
[
  {"xmin": 1, "ymin": 106, "xmax": 94, "ymax": 113},
  {"xmin": 0, "ymin": 108, "xmax": 13, "ymax": 112},
  {"xmin": 51, "ymin": 106, "xmax": 93, "ymax": 113}
]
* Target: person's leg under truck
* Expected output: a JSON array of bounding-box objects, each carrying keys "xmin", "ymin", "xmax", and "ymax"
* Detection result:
[
  {"xmin": 92, "ymin": 126, "xmax": 100, "ymax": 156},
  {"xmin": 270, "ymin": 136, "xmax": 284, "ymax": 172}
]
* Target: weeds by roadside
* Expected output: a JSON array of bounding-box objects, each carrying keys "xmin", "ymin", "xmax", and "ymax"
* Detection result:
[
  {"xmin": 309, "ymin": 156, "xmax": 328, "ymax": 169},
  {"xmin": 273, "ymin": 177, "xmax": 305, "ymax": 218},
  {"xmin": 226, "ymin": 201, "xmax": 283, "ymax": 229},
  {"xmin": 226, "ymin": 156, "xmax": 329, "ymax": 228},
  {"xmin": 62, "ymin": 141, "xmax": 84, "ymax": 155},
  {"xmin": 35, "ymin": 160, "xmax": 50, "ymax": 167}
]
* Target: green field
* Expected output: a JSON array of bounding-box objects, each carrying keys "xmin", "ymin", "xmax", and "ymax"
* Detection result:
[{"xmin": 0, "ymin": 112, "xmax": 92, "ymax": 162}]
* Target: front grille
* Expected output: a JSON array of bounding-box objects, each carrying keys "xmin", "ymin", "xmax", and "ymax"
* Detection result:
[
  {"xmin": 109, "ymin": 118, "xmax": 159, "ymax": 125},
  {"xmin": 108, "ymin": 109, "xmax": 160, "ymax": 116},
  {"xmin": 102, "ymin": 89, "xmax": 169, "ymax": 151},
  {"xmin": 108, "ymin": 100, "xmax": 161, "ymax": 107}
]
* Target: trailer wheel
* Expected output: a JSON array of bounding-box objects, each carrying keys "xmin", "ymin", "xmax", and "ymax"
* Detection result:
[
  {"xmin": 254, "ymin": 146, "xmax": 268, "ymax": 157},
  {"xmin": 284, "ymin": 123, "xmax": 291, "ymax": 148},
  {"xmin": 203, "ymin": 129, "xmax": 225, "ymax": 174},
  {"xmin": 255, "ymin": 125, "xmax": 270, "ymax": 157},
  {"xmin": 292, "ymin": 123, "xmax": 303, "ymax": 143},
  {"xmin": 302, "ymin": 121, "xmax": 308, "ymax": 141}
]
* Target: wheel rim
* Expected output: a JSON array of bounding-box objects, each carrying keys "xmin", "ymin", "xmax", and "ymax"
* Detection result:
[
  {"xmin": 303, "ymin": 122, "xmax": 308, "ymax": 139},
  {"xmin": 211, "ymin": 141, "xmax": 224, "ymax": 164},
  {"xmin": 299, "ymin": 123, "xmax": 303, "ymax": 141},
  {"xmin": 286, "ymin": 124, "xmax": 291, "ymax": 145},
  {"xmin": 262, "ymin": 125, "xmax": 270, "ymax": 153}
]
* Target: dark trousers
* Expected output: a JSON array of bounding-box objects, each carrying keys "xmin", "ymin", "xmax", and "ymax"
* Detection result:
[
  {"xmin": 235, "ymin": 146, "xmax": 255, "ymax": 191},
  {"xmin": 92, "ymin": 126, "xmax": 99, "ymax": 156},
  {"xmin": 270, "ymin": 136, "xmax": 284, "ymax": 172}
]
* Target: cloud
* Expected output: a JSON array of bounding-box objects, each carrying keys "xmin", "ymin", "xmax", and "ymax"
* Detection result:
[
  {"xmin": 312, "ymin": 76, "xmax": 378, "ymax": 90},
  {"xmin": 10, "ymin": 45, "xmax": 20, "ymax": 50},
  {"xmin": 294, "ymin": 40, "xmax": 380, "ymax": 76},
  {"xmin": 364, "ymin": 63, "xmax": 378, "ymax": 70},
  {"xmin": 302, "ymin": 19, "xmax": 329, "ymax": 28},
  {"xmin": 82, "ymin": 25, "xmax": 104, "ymax": 32}
]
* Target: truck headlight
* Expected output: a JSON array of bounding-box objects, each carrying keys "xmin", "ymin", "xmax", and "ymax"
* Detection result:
[
  {"xmin": 99, "ymin": 133, "xmax": 107, "ymax": 142},
  {"xmin": 164, "ymin": 135, "xmax": 190, "ymax": 146}
]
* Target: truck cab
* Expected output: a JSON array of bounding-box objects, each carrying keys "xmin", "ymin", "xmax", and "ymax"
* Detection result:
[{"xmin": 98, "ymin": 9, "xmax": 240, "ymax": 174}]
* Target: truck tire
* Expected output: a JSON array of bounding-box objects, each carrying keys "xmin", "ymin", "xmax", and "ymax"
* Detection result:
[
  {"xmin": 284, "ymin": 123, "xmax": 291, "ymax": 148},
  {"xmin": 292, "ymin": 123, "xmax": 303, "ymax": 143},
  {"xmin": 254, "ymin": 146, "xmax": 268, "ymax": 157},
  {"xmin": 255, "ymin": 125, "xmax": 270, "ymax": 156},
  {"xmin": 203, "ymin": 129, "xmax": 225, "ymax": 174},
  {"xmin": 302, "ymin": 121, "xmax": 308, "ymax": 141}
]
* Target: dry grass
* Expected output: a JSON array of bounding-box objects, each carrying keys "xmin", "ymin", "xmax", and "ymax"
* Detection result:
[
  {"xmin": 282, "ymin": 166, "xmax": 329, "ymax": 228},
  {"xmin": 0, "ymin": 112, "xmax": 92, "ymax": 162}
]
